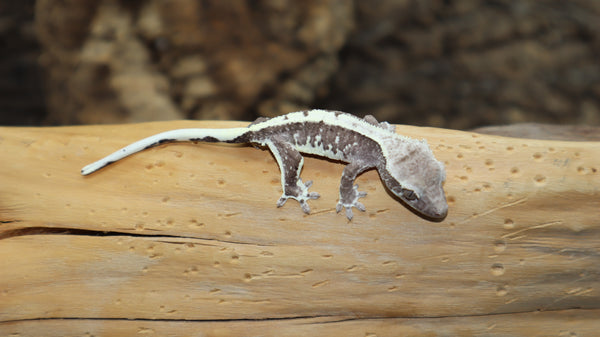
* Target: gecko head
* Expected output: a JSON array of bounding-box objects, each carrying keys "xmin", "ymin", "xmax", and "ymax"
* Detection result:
[{"xmin": 381, "ymin": 139, "xmax": 448, "ymax": 221}]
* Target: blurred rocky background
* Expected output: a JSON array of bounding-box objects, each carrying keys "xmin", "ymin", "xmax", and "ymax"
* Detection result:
[{"xmin": 2, "ymin": 0, "xmax": 600, "ymax": 129}]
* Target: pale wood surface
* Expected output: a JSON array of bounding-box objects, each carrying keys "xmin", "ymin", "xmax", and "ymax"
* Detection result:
[{"xmin": 1, "ymin": 121, "xmax": 599, "ymax": 336}]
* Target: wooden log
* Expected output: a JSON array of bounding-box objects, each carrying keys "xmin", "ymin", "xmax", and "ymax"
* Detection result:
[{"xmin": 1, "ymin": 121, "xmax": 599, "ymax": 336}]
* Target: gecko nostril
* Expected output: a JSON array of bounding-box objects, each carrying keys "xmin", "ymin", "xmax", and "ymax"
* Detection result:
[{"xmin": 435, "ymin": 204, "xmax": 449, "ymax": 219}]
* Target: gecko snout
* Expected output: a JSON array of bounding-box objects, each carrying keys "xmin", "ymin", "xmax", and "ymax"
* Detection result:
[
  {"xmin": 432, "ymin": 203, "xmax": 448, "ymax": 219},
  {"xmin": 404, "ymin": 191, "xmax": 448, "ymax": 221}
]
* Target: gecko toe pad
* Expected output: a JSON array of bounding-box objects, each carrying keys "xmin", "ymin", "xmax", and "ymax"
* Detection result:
[
  {"xmin": 336, "ymin": 184, "xmax": 368, "ymax": 219},
  {"xmin": 277, "ymin": 179, "xmax": 320, "ymax": 214}
]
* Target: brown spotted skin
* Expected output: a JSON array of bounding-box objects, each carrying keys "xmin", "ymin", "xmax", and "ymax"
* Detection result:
[
  {"xmin": 244, "ymin": 110, "xmax": 447, "ymax": 220},
  {"xmin": 82, "ymin": 109, "xmax": 448, "ymax": 220}
]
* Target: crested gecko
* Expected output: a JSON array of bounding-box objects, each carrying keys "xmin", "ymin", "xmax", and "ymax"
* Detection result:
[{"xmin": 82, "ymin": 110, "xmax": 448, "ymax": 220}]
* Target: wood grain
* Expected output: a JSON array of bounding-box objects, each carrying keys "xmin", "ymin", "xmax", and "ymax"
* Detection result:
[{"xmin": 1, "ymin": 121, "xmax": 599, "ymax": 336}]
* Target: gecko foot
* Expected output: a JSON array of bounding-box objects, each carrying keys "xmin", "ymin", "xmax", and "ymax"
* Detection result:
[
  {"xmin": 336, "ymin": 184, "xmax": 367, "ymax": 220},
  {"xmin": 277, "ymin": 179, "xmax": 320, "ymax": 214}
]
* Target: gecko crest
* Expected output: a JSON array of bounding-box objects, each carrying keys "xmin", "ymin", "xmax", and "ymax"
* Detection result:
[{"xmin": 81, "ymin": 110, "xmax": 448, "ymax": 220}]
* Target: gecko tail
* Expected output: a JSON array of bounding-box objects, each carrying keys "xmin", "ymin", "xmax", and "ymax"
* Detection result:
[{"xmin": 81, "ymin": 127, "xmax": 250, "ymax": 175}]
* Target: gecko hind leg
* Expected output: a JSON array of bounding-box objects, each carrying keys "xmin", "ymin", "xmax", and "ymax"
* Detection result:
[
  {"xmin": 266, "ymin": 137, "xmax": 320, "ymax": 214},
  {"xmin": 336, "ymin": 162, "xmax": 371, "ymax": 220}
]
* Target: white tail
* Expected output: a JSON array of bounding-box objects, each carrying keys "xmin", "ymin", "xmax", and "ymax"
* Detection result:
[{"xmin": 81, "ymin": 127, "xmax": 248, "ymax": 175}]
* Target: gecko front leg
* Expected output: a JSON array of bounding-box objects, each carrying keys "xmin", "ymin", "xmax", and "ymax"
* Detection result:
[
  {"xmin": 336, "ymin": 161, "xmax": 371, "ymax": 220},
  {"xmin": 265, "ymin": 136, "xmax": 320, "ymax": 213}
]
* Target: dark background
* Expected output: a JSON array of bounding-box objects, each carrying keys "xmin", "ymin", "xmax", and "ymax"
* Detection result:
[{"xmin": 2, "ymin": 0, "xmax": 599, "ymax": 129}]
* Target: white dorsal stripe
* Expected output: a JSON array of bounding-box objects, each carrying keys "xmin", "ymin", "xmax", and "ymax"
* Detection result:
[
  {"xmin": 249, "ymin": 109, "xmax": 407, "ymax": 140},
  {"xmin": 80, "ymin": 109, "xmax": 447, "ymax": 221}
]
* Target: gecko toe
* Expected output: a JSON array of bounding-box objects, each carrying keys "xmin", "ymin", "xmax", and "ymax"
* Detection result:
[
  {"xmin": 336, "ymin": 202, "xmax": 362, "ymax": 219},
  {"xmin": 336, "ymin": 192, "xmax": 366, "ymax": 219},
  {"xmin": 345, "ymin": 208, "xmax": 354, "ymax": 220},
  {"xmin": 278, "ymin": 188, "xmax": 317, "ymax": 214},
  {"xmin": 352, "ymin": 185, "xmax": 367, "ymax": 198},
  {"xmin": 276, "ymin": 197, "xmax": 288, "ymax": 208},
  {"xmin": 300, "ymin": 201, "xmax": 311, "ymax": 214}
]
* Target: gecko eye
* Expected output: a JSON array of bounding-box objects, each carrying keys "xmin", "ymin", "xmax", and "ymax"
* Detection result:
[{"xmin": 402, "ymin": 189, "xmax": 418, "ymax": 200}]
